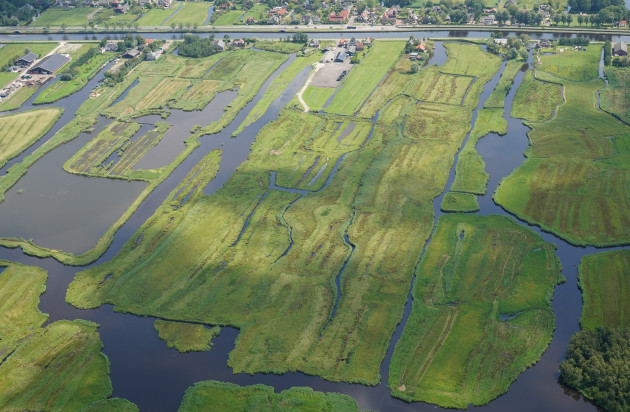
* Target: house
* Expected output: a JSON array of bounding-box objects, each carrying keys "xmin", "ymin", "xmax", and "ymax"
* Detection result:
[
  {"xmin": 494, "ymin": 38, "xmax": 508, "ymax": 46},
  {"xmin": 268, "ymin": 6, "xmax": 287, "ymax": 16},
  {"xmin": 415, "ymin": 43, "xmax": 426, "ymax": 52},
  {"xmin": 114, "ymin": 3, "xmax": 129, "ymax": 13},
  {"xmin": 103, "ymin": 41, "xmax": 118, "ymax": 52},
  {"xmin": 357, "ymin": 9, "xmax": 369, "ymax": 22},
  {"xmin": 213, "ymin": 39, "xmax": 226, "ymax": 51},
  {"xmin": 137, "ymin": 0, "xmax": 152, "ymax": 5},
  {"xmin": 347, "ymin": 45, "xmax": 356, "ymax": 54},
  {"xmin": 28, "ymin": 53, "xmax": 71, "ymax": 75},
  {"xmin": 505, "ymin": 0, "xmax": 517, "ymax": 6},
  {"xmin": 381, "ymin": 6, "xmax": 398, "ymax": 24},
  {"xmin": 356, "ymin": 41, "xmax": 364, "ymax": 51},
  {"xmin": 268, "ymin": 15, "xmax": 280, "ymax": 24},
  {"xmin": 409, "ymin": 52, "xmax": 418, "ymax": 60},
  {"xmin": 338, "ymin": 38, "xmax": 346, "ymax": 46},
  {"xmin": 122, "ymin": 48, "xmax": 141, "ymax": 58},
  {"xmin": 619, "ymin": 20, "xmax": 627, "ymax": 27},
  {"xmin": 536, "ymin": 39, "xmax": 550, "ymax": 48},
  {"xmin": 232, "ymin": 38, "xmax": 246, "ymax": 47},
  {"xmin": 16, "ymin": 52, "xmax": 38, "ymax": 67},
  {"xmin": 145, "ymin": 51, "xmax": 159, "ymax": 61},
  {"xmin": 335, "ymin": 51, "xmax": 347, "ymax": 62},
  {"xmin": 480, "ymin": 15, "xmax": 495, "ymax": 25},
  {"xmin": 329, "ymin": 9, "xmax": 349, "ymax": 23},
  {"xmin": 308, "ymin": 39, "xmax": 320, "ymax": 48},
  {"xmin": 246, "ymin": 17, "xmax": 257, "ymax": 24},
  {"xmin": 349, "ymin": 37, "xmax": 356, "ymax": 46},
  {"xmin": 311, "ymin": 15, "xmax": 321, "ymax": 24},
  {"xmin": 613, "ymin": 42, "xmax": 627, "ymax": 56}
]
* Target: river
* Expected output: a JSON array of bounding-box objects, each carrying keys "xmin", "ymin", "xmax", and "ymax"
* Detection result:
[{"xmin": 0, "ymin": 36, "xmax": 624, "ymax": 411}]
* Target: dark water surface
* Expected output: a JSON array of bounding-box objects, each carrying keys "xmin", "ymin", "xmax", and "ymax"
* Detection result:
[{"xmin": 0, "ymin": 41, "xmax": 624, "ymax": 411}]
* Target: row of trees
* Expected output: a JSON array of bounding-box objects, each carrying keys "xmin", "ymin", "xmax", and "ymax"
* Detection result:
[{"xmin": 568, "ymin": 0, "xmax": 625, "ymax": 14}]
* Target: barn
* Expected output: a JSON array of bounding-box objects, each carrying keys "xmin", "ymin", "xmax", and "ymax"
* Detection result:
[{"xmin": 28, "ymin": 54, "xmax": 71, "ymax": 75}]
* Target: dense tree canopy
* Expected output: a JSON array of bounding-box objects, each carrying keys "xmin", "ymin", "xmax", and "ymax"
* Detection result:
[
  {"xmin": 560, "ymin": 327, "xmax": 630, "ymax": 412},
  {"xmin": 178, "ymin": 34, "xmax": 217, "ymax": 58},
  {"xmin": 569, "ymin": 0, "xmax": 626, "ymax": 14}
]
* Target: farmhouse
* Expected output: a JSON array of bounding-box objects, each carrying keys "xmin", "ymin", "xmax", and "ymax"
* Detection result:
[
  {"xmin": 613, "ymin": 42, "xmax": 627, "ymax": 57},
  {"xmin": 28, "ymin": 53, "xmax": 70, "ymax": 75},
  {"xmin": 213, "ymin": 40, "xmax": 226, "ymax": 51},
  {"xmin": 16, "ymin": 52, "xmax": 38, "ymax": 67}
]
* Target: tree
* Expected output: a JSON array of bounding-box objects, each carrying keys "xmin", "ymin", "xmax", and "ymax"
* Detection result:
[
  {"xmin": 604, "ymin": 40, "xmax": 612, "ymax": 65},
  {"xmin": 61, "ymin": 22, "xmax": 67, "ymax": 31},
  {"xmin": 519, "ymin": 48, "xmax": 529, "ymax": 60},
  {"xmin": 577, "ymin": 14, "xmax": 584, "ymax": 25},
  {"xmin": 410, "ymin": 63, "xmax": 419, "ymax": 73}
]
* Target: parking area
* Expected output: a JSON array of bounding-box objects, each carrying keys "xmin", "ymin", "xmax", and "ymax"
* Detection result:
[{"xmin": 310, "ymin": 47, "xmax": 352, "ymax": 88}]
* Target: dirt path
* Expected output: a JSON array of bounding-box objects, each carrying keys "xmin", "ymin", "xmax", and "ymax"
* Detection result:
[{"xmin": 296, "ymin": 62, "xmax": 323, "ymax": 112}]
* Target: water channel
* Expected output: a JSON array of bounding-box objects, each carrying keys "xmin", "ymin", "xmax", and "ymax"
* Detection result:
[{"xmin": 0, "ymin": 34, "xmax": 626, "ymax": 411}]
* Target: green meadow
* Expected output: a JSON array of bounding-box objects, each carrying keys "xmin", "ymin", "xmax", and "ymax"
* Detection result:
[
  {"xmin": 0, "ymin": 108, "xmax": 62, "ymax": 168},
  {"xmin": 166, "ymin": 2, "xmax": 212, "ymax": 26},
  {"xmin": 154, "ymin": 320, "xmax": 220, "ymax": 352},
  {"xmin": 33, "ymin": 7, "xmax": 94, "ymax": 27},
  {"xmin": 495, "ymin": 45, "xmax": 630, "ymax": 246},
  {"xmin": 600, "ymin": 66, "xmax": 630, "ymax": 124},
  {"xmin": 137, "ymin": 2, "xmax": 184, "ymax": 26},
  {"xmin": 578, "ymin": 250, "xmax": 630, "ymax": 330},
  {"xmin": 389, "ymin": 214, "xmax": 562, "ymax": 408},
  {"xmin": 177, "ymin": 381, "xmax": 359, "ymax": 411},
  {"xmin": 0, "ymin": 261, "xmax": 135, "ymax": 411}
]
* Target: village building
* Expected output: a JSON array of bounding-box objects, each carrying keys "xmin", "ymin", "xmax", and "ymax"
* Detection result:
[
  {"xmin": 335, "ymin": 51, "xmax": 347, "ymax": 62},
  {"xmin": 28, "ymin": 53, "xmax": 70, "ymax": 75}
]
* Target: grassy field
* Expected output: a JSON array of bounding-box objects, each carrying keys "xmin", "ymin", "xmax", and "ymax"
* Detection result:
[
  {"xmin": 484, "ymin": 59, "xmax": 523, "ymax": 109},
  {"xmin": 578, "ymin": 250, "xmax": 630, "ymax": 330},
  {"xmin": 0, "ymin": 42, "xmax": 58, "ymax": 69},
  {"xmin": 66, "ymin": 42, "xmax": 505, "ymax": 386},
  {"xmin": 136, "ymin": 2, "xmax": 184, "ymax": 26},
  {"xmin": 241, "ymin": 4, "xmax": 267, "ymax": 22},
  {"xmin": 0, "ymin": 108, "xmax": 62, "ymax": 168},
  {"xmin": 600, "ymin": 66, "xmax": 630, "ymax": 124},
  {"xmin": 511, "ymin": 70, "xmax": 563, "ymax": 122},
  {"xmin": 233, "ymin": 52, "xmax": 321, "ymax": 135},
  {"xmin": 303, "ymin": 86, "xmax": 336, "ymax": 112},
  {"xmin": 178, "ymin": 381, "xmax": 359, "ymax": 411},
  {"xmin": 450, "ymin": 108, "xmax": 507, "ymax": 195},
  {"xmin": 81, "ymin": 398, "xmax": 139, "ymax": 412},
  {"xmin": 32, "ymin": 7, "xmax": 94, "ymax": 26},
  {"xmin": 440, "ymin": 192, "xmax": 479, "ymax": 212},
  {"xmin": 254, "ymin": 41, "xmax": 304, "ymax": 54},
  {"xmin": 495, "ymin": 45, "xmax": 630, "ymax": 246},
  {"xmin": 154, "ymin": 320, "xmax": 220, "ymax": 352},
  {"xmin": 326, "ymin": 41, "xmax": 406, "ymax": 116},
  {"xmin": 389, "ymin": 214, "xmax": 562, "ymax": 408},
  {"xmin": 0, "ymin": 260, "xmax": 132, "ymax": 411},
  {"xmin": 34, "ymin": 47, "xmax": 117, "ymax": 104},
  {"xmin": 538, "ymin": 46, "xmax": 601, "ymax": 81},
  {"xmin": 212, "ymin": 10, "xmax": 245, "ymax": 26},
  {"xmin": 167, "ymin": 2, "xmax": 212, "ymax": 26}
]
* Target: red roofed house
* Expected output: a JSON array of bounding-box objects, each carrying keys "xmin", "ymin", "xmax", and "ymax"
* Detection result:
[
  {"xmin": 268, "ymin": 6, "xmax": 287, "ymax": 15},
  {"xmin": 329, "ymin": 9, "xmax": 349, "ymax": 23},
  {"xmin": 338, "ymin": 38, "xmax": 346, "ymax": 46},
  {"xmin": 416, "ymin": 43, "xmax": 426, "ymax": 52}
]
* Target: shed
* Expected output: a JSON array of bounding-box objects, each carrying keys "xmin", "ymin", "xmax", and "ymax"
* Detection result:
[
  {"xmin": 613, "ymin": 42, "xmax": 627, "ymax": 57},
  {"xmin": 16, "ymin": 52, "xmax": 38, "ymax": 66},
  {"xmin": 335, "ymin": 51, "xmax": 347, "ymax": 62},
  {"xmin": 28, "ymin": 53, "xmax": 70, "ymax": 75},
  {"xmin": 122, "ymin": 48, "xmax": 141, "ymax": 58}
]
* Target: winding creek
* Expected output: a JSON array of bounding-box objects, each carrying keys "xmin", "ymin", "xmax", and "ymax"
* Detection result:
[{"xmin": 0, "ymin": 33, "xmax": 627, "ymax": 411}]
